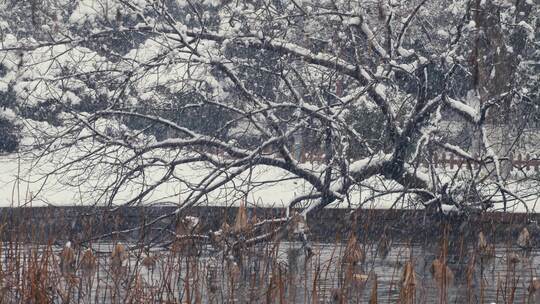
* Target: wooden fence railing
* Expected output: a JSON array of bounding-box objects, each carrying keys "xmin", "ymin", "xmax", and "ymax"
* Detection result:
[
  {"xmin": 426, "ymin": 153, "xmax": 540, "ymax": 172},
  {"xmin": 193, "ymin": 146, "xmax": 540, "ymax": 173},
  {"xmin": 301, "ymin": 151, "xmax": 540, "ymax": 173}
]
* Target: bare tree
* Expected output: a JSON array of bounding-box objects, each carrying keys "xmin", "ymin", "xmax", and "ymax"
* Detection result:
[{"xmin": 0, "ymin": 0, "xmax": 538, "ymax": 238}]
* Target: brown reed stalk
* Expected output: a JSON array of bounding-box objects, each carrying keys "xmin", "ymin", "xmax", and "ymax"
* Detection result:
[
  {"xmin": 466, "ymin": 253, "xmax": 476, "ymax": 304},
  {"xmin": 399, "ymin": 260, "xmax": 416, "ymax": 304},
  {"xmin": 528, "ymin": 277, "xmax": 540, "ymax": 303},
  {"xmin": 369, "ymin": 273, "xmax": 378, "ymax": 304},
  {"xmin": 234, "ymin": 201, "xmax": 249, "ymax": 234},
  {"xmin": 311, "ymin": 260, "xmax": 320, "ymax": 304}
]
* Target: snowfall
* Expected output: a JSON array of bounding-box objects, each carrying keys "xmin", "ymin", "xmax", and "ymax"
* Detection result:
[{"xmin": 1, "ymin": 137, "xmax": 538, "ymax": 213}]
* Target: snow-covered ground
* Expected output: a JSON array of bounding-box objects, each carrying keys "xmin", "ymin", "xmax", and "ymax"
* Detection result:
[
  {"xmin": 1, "ymin": 151, "xmax": 538, "ymax": 213},
  {"xmin": 0, "ymin": 118, "xmax": 538, "ymax": 212},
  {"xmin": 0, "ymin": 152, "xmax": 387, "ymax": 209},
  {"xmin": 0, "ymin": 152, "xmax": 312, "ymax": 208}
]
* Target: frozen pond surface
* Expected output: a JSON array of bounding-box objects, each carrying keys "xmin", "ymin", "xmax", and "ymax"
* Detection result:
[{"xmin": 2, "ymin": 241, "xmax": 537, "ymax": 303}]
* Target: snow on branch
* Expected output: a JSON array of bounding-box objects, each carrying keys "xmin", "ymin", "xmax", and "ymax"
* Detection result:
[{"xmin": 445, "ymin": 97, "xmax": 480, "ymax": 123}]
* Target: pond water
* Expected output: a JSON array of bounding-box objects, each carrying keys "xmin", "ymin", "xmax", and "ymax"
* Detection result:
[{"xmin": 1, "ymin": 241, "xmax": 539, "ymax": 303}]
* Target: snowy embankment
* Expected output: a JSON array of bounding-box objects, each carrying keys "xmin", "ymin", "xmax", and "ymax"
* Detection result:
[
  {"xmin": 0, "ymin": 152, "xmax": 307, "ymax": 208},
  {"xmin": 0, "ymin": 117, "xmax": 538, "ymax": 212},
  {"xmin": 0, "ymin": 152, "xmax": 389, "ymax": 209},
  {"xmin": 0, "ymin": 150, "xmax": 538, "ymax": 213}
]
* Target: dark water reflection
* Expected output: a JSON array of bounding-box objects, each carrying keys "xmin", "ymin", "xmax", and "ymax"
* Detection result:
[
  {"xmin": 5, "ymin": 241, "xmax": 538, "ymax": 303},
  {"xmin": 82, "ymin": 241, "xmax": 540, "ymax": 303},
  {"xmin": 224, "ymin": 242, "xmax": 539, "ymax": 303}
]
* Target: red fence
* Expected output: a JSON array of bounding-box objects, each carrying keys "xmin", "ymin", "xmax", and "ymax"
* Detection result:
[
  {"xmin": 195, "ymin": 146, "xmax": 540, "ymax": 173},
  {"xmin": 427, "ymin": 153, "xmax": 540, "ymax": 172},
  {"xmin": 301, "ymin": 151, "xmax": 540, "ymax": 173}
]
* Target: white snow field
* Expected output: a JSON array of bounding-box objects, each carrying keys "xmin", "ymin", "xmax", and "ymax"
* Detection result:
[
  {"xmin": 0, "ymin": 117, "xmax": 538, "ymax": 212},
  {"xmin": 1, "ymin": 149, "xmax": 538, "ymax": 213}
]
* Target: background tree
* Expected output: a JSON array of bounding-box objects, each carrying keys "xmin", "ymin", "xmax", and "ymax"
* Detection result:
[{"xmin": 0, "ymin": 0, "xmax": 538, "ymax": 228}]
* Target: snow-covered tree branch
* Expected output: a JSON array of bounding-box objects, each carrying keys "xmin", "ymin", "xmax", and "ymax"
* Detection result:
[{"xmin": 0, "ymin": 0, "xmax": 538, "ymax": 218}]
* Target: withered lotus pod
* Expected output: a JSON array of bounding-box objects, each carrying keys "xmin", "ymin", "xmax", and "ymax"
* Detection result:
[
  {"xmin": 344, "ymin": 234, "xmax": 364, "ymax": 265},
  {"xmin": 80, "ymin": 248, "xmax": 96, "ymax": 277}
]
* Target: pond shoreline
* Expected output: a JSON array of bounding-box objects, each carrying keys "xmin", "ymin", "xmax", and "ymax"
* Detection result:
[{"xmin": 1, "ymin": 206, "xmax": 538, "ymax": 245}]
